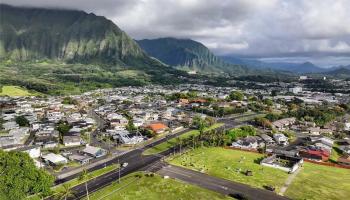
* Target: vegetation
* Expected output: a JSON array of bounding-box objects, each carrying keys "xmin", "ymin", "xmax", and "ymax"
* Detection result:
[
  {"xmin": 15, "ymin": 115, "xmax": 30, "ymax": 127},
  {"xmin": 228, "ymin": 90, "xmax": 244, "ymax": 101},
  {"xmin": 285, "ymin": 163, "xmax": 350, "ymax": 200},
  {"xmin": 0, "ymin": 150, "xmax": 54, "ymax": 200},
  {"xmin": 168, "ymin": 147, "xmax": 289, "ymax": 192},
  {"xmin": 0, "ymin": 85, "xmax": 37, "ymax": 97},
  {"xmin": 227, "ymin": 126, "xmax": 257, "ymax": 142},
  {"xmin": 143, "ymin": 123, "xmax": 224, "ymax": 155},
  {"xmin": 83, "ymin": 172, "xmax": 231, "ymax": 200},
  {"xmin": 62, "ymin": 97, "xmax": 78, "ymax": 105}
]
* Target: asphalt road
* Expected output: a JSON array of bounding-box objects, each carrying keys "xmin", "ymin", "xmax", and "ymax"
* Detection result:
[
  {"xmin": 54, "ymin": 115, "xmax": 269, "ymax": 200},
  {"xmin": 157, "ymin": 165, "xmax": 290, "ymax": 200}
]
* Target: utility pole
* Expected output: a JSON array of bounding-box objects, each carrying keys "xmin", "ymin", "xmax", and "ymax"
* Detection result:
[{"xmin": 118, "ymin": 158, "xmax": 121, "ymax": 183}]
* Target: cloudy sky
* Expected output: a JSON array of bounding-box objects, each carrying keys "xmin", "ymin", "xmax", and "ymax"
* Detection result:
[{"xmin": 4, "ymin": 0, "xmax": 350, "ymax": 67}]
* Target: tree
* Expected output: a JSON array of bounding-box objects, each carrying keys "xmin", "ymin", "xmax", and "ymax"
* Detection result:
[
  {"xmin": 62, "ymin": 97, "xmax": 78, "ymax": 105},
  {"xmin": 192, "ymin": 115, "xmax": 209, "ymax": 134},
  {"xmin": 55, "ymin": 184, "xmax": 74, "ymax": 200},
  {"xmin": 79, "ymin": 169, "xmax": 90, "ymax": 200},
  {"xmin": 228, "ymin": 91, "xmax": 244, "ymax": 101},
  {"xmin": 15, "ymin": 115, "xmax": 29, "ymax": 127},
  {"xmin": 0, "ymin": 150, "xmax": 54, "ymax": 200},
  {"xmin": 57, "ymin": 121, "xmax": 71, "ymax": 142}
]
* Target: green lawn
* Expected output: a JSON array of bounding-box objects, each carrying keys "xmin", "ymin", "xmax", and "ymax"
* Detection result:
[
  {"xmin": 84, "ymin": 172, "xmax": 231, "ymax": 200},
  {"xmin": 285, "ymin": 163, "xmax": 350, "ymax": 200},
  {"xmin": 143, "ymin": 123, "xmax": 224, "ymax": 155},
  {"xmin": 167, "ymin": 147, "xmax": 289, "ymax": 192},
  {"xmin": 0, "ymin": 85, "xmax": 37, "ymax": 97}
]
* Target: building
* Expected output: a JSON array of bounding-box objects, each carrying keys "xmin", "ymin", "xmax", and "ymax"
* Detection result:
[
  {"xmin": 81, "ymin": 145, "xmax": 106, "ymax": 158},
  {"xmin": 42, "ymin": 153, "xmax": 68, "ymax": 165},
  {"xmin": 261, "ymin": 154, "xmax": 303, "ymax": 173},
  {"xmin": 337, "ymin": 154, "xmax": 350, "ymax": 166},
  {"xmin": 299, "ymin": 149, "xmax": 330, "ymax": 161},
  {"xmin": 273, "ymin": 134, "xmax": 289, "ymax": 146},
  {"xmin": 259, "ymin": 134, "xmax": 275, "ymax": 145},
  {"xmin": 68, "ymin": 154, "xmax": 92, "ymax": 165},
  {"xmin": 146, "ymin": 123, "xmax": 169, "ymax": 134},
  {"xmin": 63, "ymin": 136, "xmax": 81, "ymax": 146},
  {"xmin": 16, "ymin": 145, "xmax": 41, "ymax": 158},
  {"xmin": 289, "ymin": 87, "xmax": 303, "ymax": 94},
  {"xmin": 231, "ymin": 136, "xmax": 258, "ymax": 149},
  {"xmin": 272, "ymin": 118, "xmax": 296, "ymax": 131}
]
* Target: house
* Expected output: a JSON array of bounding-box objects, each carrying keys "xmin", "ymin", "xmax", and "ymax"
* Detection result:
[
  {"xmin": 261, "ymin": 154, "xmax": 303, "ymax": 173},
  {"xmin": 299, "ymin": 149, "xmax": 330, "ymax": 161},
  {"xmin": 63, "ymin": 136, "xmax": 81, "ymax": 146},
  {"xmin": 338, "ymin": 145, "xmax": 350, "ymax": 154},
  {"xmin": 259, "ymin": 134, "xmax": 275, "ymax": 145},
  {"xmin": 15, "ymin": 145, "xmax": 41, "ymax": 158},
  {"xmin": 68, "ymin": 154, "xmax": 92, "ymax": 165},
  {"xmin": 273, "ymin": 134, "xmax": 289, "ymax": 146},
  {"xmin": 272, "ymin": 118, "xmax": 296, "ymax": 130},
  {"xmin": 231, "ymin": 136, "xmax": 258, "ymax": 149},
  {"xmin": 2, "ymin": 121, "xmax": 19, "ymax": 130},
  {"xmin": 337, "ymin": 154, "xmax": 350, "ymax": 166},
  {"xmin": 146, "ymin": 123, "xmax": 169, "ymax": 134},
  {"xmin": 42, "ymin": 153, "xmax": 68, "ymax": 165},
  {"xmin": 81, "ymin": 145, "xmax": 106, "ymax": 158}
]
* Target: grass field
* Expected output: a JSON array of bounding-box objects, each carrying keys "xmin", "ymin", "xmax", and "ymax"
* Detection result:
[
  {"xmin": 0, "ymin": 85, "xmax": 37, "ymax": 97},
  {"xmin": 285, "ymin": 162, "xmax": 350, "ymax": 200},
  {"xmin": 84, "ymin": 172, "xmax": 231, "ymax": 200},
  {"xmin": 143, "ymin": 123, "xmax": 224, "ymax": 155},
  {"xmin": 167, "ymin": 147, "xmax": 289, "ymax": 192}
]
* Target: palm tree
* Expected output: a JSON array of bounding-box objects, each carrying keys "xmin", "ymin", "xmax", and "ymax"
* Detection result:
[
  {"xmin": 55, "ymin": 184, "xmax": 74, "ymax": 200},
  {"xmin": 79, "ymin": 169, "xmax": 90, "ymax": 200}
]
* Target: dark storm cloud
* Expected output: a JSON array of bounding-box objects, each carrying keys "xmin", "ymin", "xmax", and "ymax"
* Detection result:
[{"xmin": 2, "ymin": 0, "xmax": 350, "ymax": 66}]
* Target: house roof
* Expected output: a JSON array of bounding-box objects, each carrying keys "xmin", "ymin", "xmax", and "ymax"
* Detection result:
[
  {"xmin": 337, "ymin": 154, "xmax": 350, "ymax": 164},
  {"xmin": 147, "ymin": 123, "xmax": 168, "ymax": 132},
  {"xmin": 82, "ymin": 145, "xmax": 102, "ymax": 155}
]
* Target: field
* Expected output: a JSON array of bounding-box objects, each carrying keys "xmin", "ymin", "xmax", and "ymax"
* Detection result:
[
  {"xmin": 0, "ymin": 85, "xmax": 37, "ymax": 97},
  {"xmin": 143, "ymin": 123, "xmax": 224, "ymax": 155},
  {"xmin": 285, "ymin": 162, "xmax": 350, "ymax": 200},
  {"xmin": 83, "ymin": 172, "xmax": 231, "ymax": 200},
  {"xmin": 167, "ymin": 147, "xmax": 289, "ymax": 192}
]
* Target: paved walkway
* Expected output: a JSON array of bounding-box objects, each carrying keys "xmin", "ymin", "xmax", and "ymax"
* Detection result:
[{"xmin": 279, "ymin": 167, "xmax": 302, "ymax": 195}]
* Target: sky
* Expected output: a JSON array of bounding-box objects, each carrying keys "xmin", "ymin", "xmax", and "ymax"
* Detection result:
[{"xmin": 3, "ymin": 0, "xmax": 350, "ymax": 67}]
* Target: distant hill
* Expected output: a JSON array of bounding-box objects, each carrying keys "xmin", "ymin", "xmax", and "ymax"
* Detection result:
[
  {"xmin": 323, "ymin": 67, "xmax": 350, "ymax": 78},
  {"xmin": 0, "ymin": 4, "xmax": 188, "ymax": 94},
  {"xmin": 137, "ymin": 37, "xmax": 249, "ymax": 75},
  {"xmin": 221, "ymin": 56, "xmax": 327, "ymax": 74}
]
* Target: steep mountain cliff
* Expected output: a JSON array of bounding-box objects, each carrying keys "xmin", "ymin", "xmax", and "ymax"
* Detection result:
[
  {"xmin": 137, "ymin": 37, "xmax": 248, "ymax": 74},
  {"xmin": 0, "ymin": 4, "xmax": 189, "ymax": 94},
  {"xmin": 0, "ymin": 4, "xmax": 149, "ymax": 65}
]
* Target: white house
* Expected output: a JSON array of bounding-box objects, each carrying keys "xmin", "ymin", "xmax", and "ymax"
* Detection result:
[
  {"xmin": 42, "ymin": 153, "xmax": 68, "ymax": 165},
  {"xmin": 273, "ymin": 134, "xmax": 289, "ymax": 146},
  {"xmin": 63, "ymin": 136, "xmax": 81, "ymax": 146},
  {"xmin": 16, "ymin": 145, "xmax": 41, "ymax": 158}
]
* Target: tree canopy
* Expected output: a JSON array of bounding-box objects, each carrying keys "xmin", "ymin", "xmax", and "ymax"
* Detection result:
[
  {"xmin": 0, "ymin": 150, "xmax": 54, "ymax": 200},
  {"xmin": 15, "ymin": 115, "xmax": 30, "ymax": 127}
]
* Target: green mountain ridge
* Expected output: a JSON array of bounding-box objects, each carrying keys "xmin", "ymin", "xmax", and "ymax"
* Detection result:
[
  {"xmin": 0, "ymin": 4, "xmax": 147, "ymax": 64},
  {"xmin": 137, "ymin": 37, "xmax": 249, "ymax": 75},
  {"xmin": 0, "ymin": 4, "xmax": 189, "ymax": 94}
]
